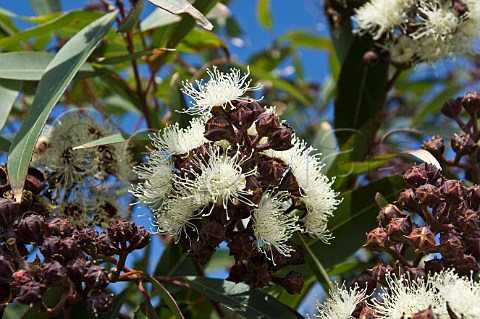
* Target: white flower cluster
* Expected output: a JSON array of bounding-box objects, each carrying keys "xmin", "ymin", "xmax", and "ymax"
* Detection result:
[
  {"xmin": 354, "ymin": 0, "xmax": 480, "ymax": 64},
  {"xmin": 32, "ymin": 110, "xmax": 133, "ymax": 227},
  {"xmin": 132, "ymin": 66, "xmax": 340, "ymax": 261},
  {"xmin": 312, "ymin": 269, "xmax": 480, "ymax": 319}
]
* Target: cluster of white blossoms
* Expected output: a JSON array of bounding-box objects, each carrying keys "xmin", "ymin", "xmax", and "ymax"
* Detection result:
[
  {"xmin": 32, "ymin": 110, "xmax": 133, "ymax": 227},
  {"xmin": 312, "ymin": 269, "xmax": 480, "ymax": 318},
  {"xmin": 354, "ymin": 0, "xmax": 480, "ymax": 64},
  {"xmin": 132, "ymin": 66, "xmax": 340, "ymax": 274}
]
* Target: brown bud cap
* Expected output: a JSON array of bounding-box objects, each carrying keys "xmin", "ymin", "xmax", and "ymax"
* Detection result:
[
  {"xmin": 267, "ymin": 127, "xmax": 294, "ymax": 151},
  {"xmin": 227, "ymin": 260, "xmax": 247, "ymax": 283},
  {"xmin": 455, "ymin": 254, "xmax": 478, "ymax": 276},
  {"xmin": 42, "ymin": 261, "xmax": 66, "ymax": 286},
  {"xmin": 422, "ymin": 136, "xmax": 445, "ymax": 157},
  {"xmin": 86, "ymin": 291, "xmax": 113, "ymax": 315},
  {"xmin": 410, "ymin": 307, "xmax": 439, "ymax": 319},
  {"xmin": 363, "ymin": 50, "xmax": 379, "ymax": 66},
  {"xmin": 280, "ymin": 271, "xmax": 303, "ymax": 294},
  {"xmin": 0, "ymin": 255, "xmax": 14, "ymax": 284},
  {"xmin": 46, "ymin": 218, "xmax": 73, "ymax": 238},
  {"xmin": 66, "ymin": 258, "xmax": 87, "ymax": 286},
  {"xmin": 415, "ymin": 184, "xmax": 441, "ymax": 206},
  {"xmin": 129, "ymin": 226, "xmax": 150, "ymax": 251},
  {"xmin": 41, "ymin": 236, "xmax": 79, "ymax": 262},
  {"xmin": 228, "ymin": 233, "xmax": 253, "ymax": 261},
  {"xmin": 386, "ymin": 216, "xmax": 412, "ymax": 242},
  {"xmin": 395, "ymin": 189, "xmax": 419, "ymax": 212},
  {"xmin": 232, "ymin": 99, "xmax": 265, "ymax": 118},
  {"xmin": 463, "ymin": 231, "xmax": 480, "ymax": 258},
  {"xmin": 467, "ymin": 185, "xmax": 480, "ymax": 210},
  {"xmin": 0, "ymin": 198, "xmax": 21, "ymax": 229},
  {"xmin": 441, "ymin": 180, "xmax": 467, "ymax": 204},
  {"xmin": 460, "ymin": 91, "xmax": 480, "ymax": 115},
  {"xmin": 454, "ymin": 209, "xmax": 479, "ymax": 233},
  {"xmin": 15, "ymin": 214, "xmax": 45, "ymax": 244},
  {"xmin": 425, "ymin": 258, "xmax": 445, "ymax": 274},
  {"xmin": 255, "ymin": 112, "xmax": 281, "ymax": 136},
  {"xmin": 204, "ymin": 116, "xmax": 236, "ymax": 142},
  {"xmin": 15, "ymin": 281, "xmax": 43, "ymax": 307},
  {"xmin": 96, "ymin": 234, "xmax": 120, "ymax": 256},
  {"xmin": 24, "ymin": 167, "xmax": 46, "ymax": 194},
  {"xmin": 441, "ymin": 97, "xmax": 462, "ymax": 118},
  {"xmin": 451, "ymin": 133, "xmax": 477, "ymax": 157},
  {"xmin": 364, "ymin": 227, "xmax": 388, "ymax": 251},
  {"xmin": 84, "ymin": 266, "xmax": 109, "ymax": 291},
  {"xmin": 246, "ymin": 264, "xmax": 271, "ymax": 288},
  {"xmin": 245, "ymin": 176, "xmax": 263, "ymax": 205},
  {"xmin": 201, "ymin": 222, "xmax": 225, "ymax": 247},
  {"xmin": 410, "ymin": 227, "xmax": 436, "ymax": 251},
  {"xmin": 440, "ymin": 232, "xmax": 465, "ymax": 261},
  {"xmin": 378, "ymin": 204, "xmax": 403, "ymax": 226},
  {"xmin": 404, "ymin": 165, "xmax": 429, "ymax": 188},
  {"xmin": 74, "ymin": 228, "xmax": 98, "ymax": 254},
  {"xmin": 107, "ymin": 221, "xmax": 134, "ymax": 244},
  {"xmin": 359, "ymin": 306, "xmax": 377, "ymax": 319},
  {"xmin": 257, "ymin": 158, "xmax": 286, "ymax": 187},
  {"xmin": 369, "ymin": 263, "xmax": 395, "ymax": 285},
  {"xmin": 229, "ymin": 103, "xmax": 256, "ymax": 130},
  {"xmin": 189, "ymin": 240, "xmax": 215, "ymax": 265}
]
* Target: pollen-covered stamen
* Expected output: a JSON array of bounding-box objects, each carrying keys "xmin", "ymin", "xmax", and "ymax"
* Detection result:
[
  {"xmin": 311, "ymin": 283, "xmax": 369, "ymax": 319},
  {"xmin": 252, "ymin": 192, "xmax": 300, "ymax": 264},
  {"xmin": 181, "ymin": 66, "xmax": 263, "ymax": 115},
  {"xmin": 177, "ymin": 145, "xmax": 257, "ymax": 219}
]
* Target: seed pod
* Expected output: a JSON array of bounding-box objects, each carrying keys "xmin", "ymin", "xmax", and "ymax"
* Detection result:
[
  {"xmin": 15, "ymin": 214, "xmax": 45, "ymax": 244},
  {"xmin": 409, "ymin": 227, "xmax": 436, "ymax": 251},
  {"xmin": 441, "ymin": 180, "xmax": 467, "ymax": 204},
  {"xmin": 279, "ymin": 271, "xmax": 303, "ymax": 294},
  {"xmin": 0, "ymin": 198, "xmax": 21, "ymax": 229},
  {"xmin": 386, "ymin": 216, "xmax": 412, "ymax": 242},
  {"xmin": 378, "ymin": 204, "xmax": 404, "ymax": 226},
  {"xmin": 86, "ymin": 290, "xmax": 113, "ymax": 315},
  {"xmin": 460, "ymin": 91, "xmax": 480, "ymax": 115},
  {"xmin": 46, "ymin": 218, "xmax": 73, "ymax": 238},
  {"xmin": 422, "ymin": 136, "xmax": 445, "ymax": 157},
  {"xmin": 364, "ymin": 227, "xmax": 388, "ymax": 251},
  {"xmin": 42, "ymin": 261, "xmax": 66, "ymax": 286},
  {"xmin": 84, "ymin": 265, "xmax": 109, "ymax": 291},
  {"xmin": 451, "ymin": 134, "xmax": 477, "ymax": 157},
  {"xmin": 204, "ymin": 116, "xmax": 236, "ymax": 142},
  {"xmin": 441, "ymin": 97, "xmax": 462, "ymax": 118},
  {"xmin": 267, "ymin": 127, "xmax": 294, "ymax": 151},
  {"xmin": 415, "ymin": 184, "xmax": 441, "ymax": 206},
  {"xmin": 255, "ymin": 112, "xmax": 280, "ymax": 136}
]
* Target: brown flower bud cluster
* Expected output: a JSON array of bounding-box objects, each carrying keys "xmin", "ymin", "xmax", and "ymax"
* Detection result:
[
  {"xmin": 423, "ymin": 91, "xmax": 480, "ymax": 184},
  {"xmin": 175, "ymin": 99, "xmax": 306, "ymax": 294},
  {"xmin": 363, "ymin": 162, "xmax": 480, "ymax": 280},
  {"xmin": 0, "ymin": 196, "xmax": 150, "ymax": 316}
]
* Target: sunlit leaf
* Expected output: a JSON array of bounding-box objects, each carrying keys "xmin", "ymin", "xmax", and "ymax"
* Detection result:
[
  {"xmin": 148, "ymin": 0, "xmax": 213, "ymax": 30},
  {"xmin": 256, "ymin": 0, "xmax": 272, "ymax": 30},
  {"xmin": 0, "ymin": 79, "xmax": 22, "ymax": 130},
  {"xmin": 118, "ymin": 0, "xmax": 145, "ymax": 33}
]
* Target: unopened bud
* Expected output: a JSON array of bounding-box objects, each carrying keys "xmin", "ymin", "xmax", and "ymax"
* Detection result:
[
  {"xmin": 378, "ymin": 204, "xmax": 403, "ymax": 226},
  {"xmin": 460, "ymin": 91, "xmax": 480, "ymax": 115},
  {"xmin": 364, "ymin": 227, "xmax": 388, "ymax": 251},
  {"xmin": 451, "ymin": 133, "xmax": 477, "ymax": 157},
  {"xmin": 255, "ymin": 112, "xmax": 280, "ymax": 136},
  {"xmin": 204, "ymin": 116, "xmax": 236, "ymax": 142},
  {"xmin": 15, "ymin": 214, "xmax": 45, "ymax": 244},
  {"xmin": 267, "ymin": 127, "xmax": 294, "ymax": 151},
  {"xmin": 441, "ymin": 97, "xmax": 462, "ymax": 118},
  {"xmin": 363, "ymin": 50, "xmax": 379, "ymax": 66},
  {"xmin": 86, "ymin": 291, "xmax": 113, "ymax": 315},
  {"xmin": 422, "ymin": 136, "xmax": 445, "ymax": 157},
  {"xmin": 410, "ymin": 227, "xmax": 436, "ymax": 251},
  {"xmin": 441, "ymin": 180, "xmax": 467, "ymax": 204},
  {"xmin": 415, "ymin": 184, "xmax": 441, "ymax": 206},
  {"xmin": 280, "ymin": 271, "xmax": 303, "ymax": 294},
  {"xmin": 386, "ymin": 216, "xmax": 412, "ymax": 241}
]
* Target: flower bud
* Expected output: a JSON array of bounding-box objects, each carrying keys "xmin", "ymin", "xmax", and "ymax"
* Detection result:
[
  {"xmin": 227, "ymin": 260, "xmax": 247, "ymax": 283},
  {"xmin": 355, "ymin": 273, "xmax": 377, "ymax": 295},
  {"xmin": 369, "ymin": 263, "xmax": 395, "ymax": 285},
  {"xmin": 255, "ymin": 112, "xmax": 280, "ymax": 136},
  {"xmin": 257, "ymin": 158, "xmax": 286, "ymax": 187},
  {"xmin": 86, "ymin": 291, "xmax": 113, "ymax": 315},
  {"xmin": 441, "ymin": 180, "xmax": 467, "ymax": 204},
  {"xmin": 467, "ymin": 185, "xmax": 480, "ymax": 210},
  {"xmin": 454, "ymin": 209, "xmax": 478, "ymax": 233},
  {"xmin": 0, "ymin": 198, "xmax": 21, "ymax": 229},
  {"xmin": 229, "ymin": 103, "xmax": 256, "ymax": 130},
  {"xmin": 363, "ymin": 227, "xmax": 388, "ymax": 251},
  {"xmin": 453, "ymin": 0, "xmax": 469, "ymax": 16},
  {"xmin": 228, "ymin": 233, "xmax": 253, "ymax": 261},
  {"xmin": 96, "ymin": 234, "xmax": 120, "ymax": 256},
  {"xmin": 405, "ymin": 267, "xmax": 426, "ymax": 281},
  {"xmin": 24, "ymin": 167, "xmax": 46, "ymax": 194},
  {"xmin": 204, "ymin": 116, "xmax": 236, "ymax": 142},
  {"xmin": 189, "ymin": 240, "xmax": 215, "ymax": 265},
  {"xmin": 0, "ymin": 255, "xmax": 14, "ymax": 284},
  {"xmin": 200, "ymin": 221, "xmax": 225, "ymax": 247},
  {"xmin": 15, "ymin": 214, "xmax": 45, "ymax": 244},
  {"xmin": 15, "ymin": 281, "xmax": 43, "ymax": 307},
  {"xmin": 84, "ymin": 266, "xmax": 109, "ymax": 291},
  {"xmin": 460, "ymin": 91, "xmax": 480, "ymax": 115},
  {"xmin": 279, "ymin": 171, "xmax": 300, "ymax": 195},
  {"xmin": 128, "ymin": 226, "xmax": 151, "ymax": 251},
  {"xmin": 395, "ymin": 189, "xmax": 419, "ymax": 212},
  {"xmin": 409, "ymin": 227, "xmax": 436, "ymax": 251},
  {"xmin": 455, "ymin": 254, "xmax": 478, "ymax": 276},
  {"xmin": 440, "ymin": 232, "xmax": 465, "ymax": 261},
  {"xmin": 415, "ymin": 184, "xmax": 441, "ymax": 206},
  {"xmin": 404, "ymin": 165, "xmax": 428, "ymax": 188},
  {"xmin": 363, "ymin": 50, "xmax": 379, "ymax": 66},
  {"xmin": 378, "ymin": 204, "xmax": 403, "ymax": 226},
  {"xmin": 246, "ymin": 264, "xmax": 271, "ymax": 288},
  {"xmin": 424, "ymin": 258, "xmax": 445, "ymax": 274},
  {"xmin": 284, "ymin": 242, "xmax": 306, "ymax": 265},
  {"xmin": 66, "ymin": 258, "xmax": 87, "ymax": 286},
  {"xmin": 244, "ymin": 176, "xmax": 263, "ymax": 205},
  {"xmin": 267, "ymin": 127, "xmax": 294, "ymax": 151},
  {"xmin": 451, "ymin": 133, "xmax": 477, "ymax": 157},
  {"xmin": 42, "ymin": 261, "xmax": 66, "ymax": 286},
  {"xmin": 41, "ymin": 236, "xmax": 79, "ymax": 262},
  {"xmin": 74, "ymin": 228, "xmax": 98, "ymax": 254},
  {"xmin": 279, "ymin": 271, "xmax": 303, "ymax": 294},
  {"xmin": 107, "ymin": 221, "xmax": 134, "ymax": 245},
  {"xmin": 386, "ymin": 216, "xmax": 412, "ymax": 242},
  {"xmin": 463, "ymin": 231, "xmax": 480, "ymax": 258},
  {"xmin": 422, "ymin": 136, "xmax": 445, "ymax": 157},
  {"xmin": 46, "ymin": 218, "xmax": 73, "ymax": 238},
  {"xmin": 441, "ymin": 97, "xmax": 462, "ymax": 118}
]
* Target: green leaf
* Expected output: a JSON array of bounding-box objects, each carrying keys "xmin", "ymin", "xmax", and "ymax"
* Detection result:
[
  {"xmin": 154, "ymin": 242, "xmax": 196, "ymax": 277},
  {"xmin": 0, "ymin": 79, "xmax": 22, "ymax": 130},
  {"xmin": 298, "ymin": 234, "xmax": 333, "ymax": 293},
  {"xmin": 256, "ymin": 0, "xmax": 272, "ymax": 29},
  {"xmin": 410, "ymin": 84, "xmax": 461, "ymax": 127},
  {"xmin": 168, "ymin": 73, "xmax": 192, "ymax": 128},
  {"xmin": 140, "ymin": 8, "xmax": 181, "ymax": 32},
  {"xmin": 143, "ymin": 274, "xmax": 185, "ymax": 319},
  {"xmin": 0, "ymin": 136, "xmax": 11, "ymax": 152},
  {"xmin": 310, "ymin": 175, "xmax": 405, "ymax": 268},
  {"xmin": 0, "ymin": 52, "xmax": 53, "ymax": 80},
  {"xmin": 184, "ymin": 277, "xmax": 302, "ymax": 319},
  {"xmin": 133, "ymin": 302, "xmax": 161, "ymax": 319},
  {"xmin": 29, "ymin": 0, "xmax": 61, "ymax": 15},
  {"xmin": 334, "ymin": 36, "xmax": 388, "ymax": 145},
  {"xmin": 7, "ymin": 10, "xmax": 118, "ymax": 202},
  {"xmin": 279, "ymin": 31, "xmax": 331, "ymax": 50},
  {"xmin": 72, "ymin": 131, "xmax": 151, "ymax": 150},
  {"xmin": 118, "ymin": 0, "xmax": 145, "ymax": 33},
  {"xmin": 0, "ymin": 10, "xmax": 103, "ymax": 48},
  {"xmin": 148, "ymin": 0, "xmax": 213, "ymax": 30}
]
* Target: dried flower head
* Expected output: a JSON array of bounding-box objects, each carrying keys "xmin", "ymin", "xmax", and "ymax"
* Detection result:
[
  {"xmin": 181, "ymin": 66, "xmax": 262, "ymax": 115},
  {"xmin": 310, "ymin": 283, "xmax": 369, "ymax": 319}
]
